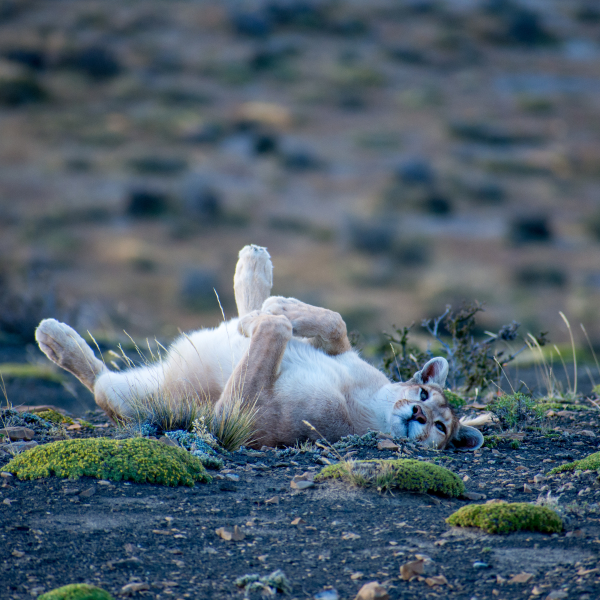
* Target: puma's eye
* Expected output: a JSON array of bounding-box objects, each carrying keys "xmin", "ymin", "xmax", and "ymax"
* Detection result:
[
  {"xmin": 435, "ymin": 421, "xmax": 447, "ymax": 434},
  {"xmin": 420, "ymin": 388, "xmax": 429, "ymax": 401}
]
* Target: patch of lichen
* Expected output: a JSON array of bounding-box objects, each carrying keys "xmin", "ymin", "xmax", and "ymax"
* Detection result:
[
  {"xmin": 549, "ymin": 451, "xmax": 600, "ymax": 474},
  {"xmin": 446, "ymin": 502, "xmax": 562, "ymax": 534},
  {"xmin": 35, "ymin": 409, "xmax": 74, "ymax": 425},
  {"xmin": 38, "ymin": 584, "xmax": 114, "ymax": 600},
  {"xmin": 315, "ymin": 459, "xmax": 465, "ymax": 497},
  {"xmin": 5, "ymin": 437, "xmax": 210, "ymax": 486}
]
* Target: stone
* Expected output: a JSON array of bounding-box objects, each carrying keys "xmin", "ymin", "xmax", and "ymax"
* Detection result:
[
  {"xmin": 354, "ymin": 581, "xmax": 389, "ymax": 600},
  {"xmin": 508, "ymin": 572, "xmax": 534, "ymax": 584},
  {"xmin": 79, "ymin": 487, "xmax": 96, "ymax": 498},
  {"xmin": 0, "ymin": 427, "xmax": 35, "ymax": 441},
  {"xmin": 545, "ymin": 592, "xmax": 568, "ymax": 600},
  {"xmin": 377, "ymin": 439, "xmax": 399, "ymax": 451},
  {"xmin": 291, "ymin": 479, "xmax": 315, "ymax": 490},
  {"xmin": 464, "ymin": 491, "xmax": 486, "ymax": 500},
  {"xmin": 158, "ymin": 436, "xmax": 179, "ymax": 448},
  {"xmin": 0, "ymin": 472, "xmax": 13, "ymax": 478},
  {"xmin": 1, "ymin": 440, "xmax": 37, "ymax": 453}
]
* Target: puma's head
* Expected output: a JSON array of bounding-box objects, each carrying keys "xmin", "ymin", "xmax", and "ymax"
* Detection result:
[{"xmin": 389, "ymin": 357, "xmax": 483, "ymax": 451}]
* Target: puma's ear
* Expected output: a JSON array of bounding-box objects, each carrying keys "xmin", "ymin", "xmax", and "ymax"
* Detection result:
[
  {"xmin": 412, "ymin": 357, "xmax": 449, "ymax": 387},
  {"xmin": 447, "ymin": 423, "xmax": 484, "ymax": 452}
]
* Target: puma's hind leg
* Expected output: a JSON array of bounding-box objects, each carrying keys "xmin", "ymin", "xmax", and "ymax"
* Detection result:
[
  {"xmin": 35, "ymin": 319, "xmax": 107, "ymax": 392},
  {"xmin": 233, "ymin": 245, "xmax": 273, "ymax": 317}
]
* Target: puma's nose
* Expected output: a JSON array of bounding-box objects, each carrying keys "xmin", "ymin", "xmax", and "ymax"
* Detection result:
[{"xmin": 412, "ymin": 404, "xmax": 427, "ymax": 425}]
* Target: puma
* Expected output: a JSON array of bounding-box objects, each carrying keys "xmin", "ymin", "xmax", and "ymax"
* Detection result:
[{"xmin": 35, "ymin": 245, "xmax": 483, "ymax": 451}]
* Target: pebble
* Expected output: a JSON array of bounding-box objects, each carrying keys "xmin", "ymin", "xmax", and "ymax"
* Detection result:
[
  {"xmin": 0, "ymin": 441, "xmax": 37, "ymax": 453},
  {"xmin": 0, "ymin": 472, "xmax": 13, "ymax": 478},
  {"xmin": 464, "ymin": 492, "xmax": 486, "ymax": 500}
]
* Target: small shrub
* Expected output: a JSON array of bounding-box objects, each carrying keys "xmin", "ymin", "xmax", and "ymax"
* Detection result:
[
  {"xmin": 488, "ymin": 392, "xmax": 544, "ymax": 431},
  {"xmin": 315, "ymin": 459, "xmax": 465, "ymax": 497},
  {"xmin": 549, "ymin": 452, "xmax": 600, "ymax": 475},
  {"xmin": 510, "ymin": 439, "xmax": 521, "ymax": 450},
  {"xmin": 5, "ymin": 437, "xmax": 210, "ymax": 486},
  {"xmin": 483, "ymin": 436, "xmax": 498, "ymax": 449},
  {"xmin": 382, "ymin": 302, "xmax": 547, "ymax": 392},
  {"xmin": 446, "ymin": 502, "xmax": 562, "ymax": 534},
  {"xmin": 39, "ymin": 584, "xmax": 114, "ymax": 600},
  {"xmin": 235, "ymin": 570, "xmax": 292, "ymax": 596}
]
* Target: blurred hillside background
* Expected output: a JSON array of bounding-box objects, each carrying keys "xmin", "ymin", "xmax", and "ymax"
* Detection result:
[{"xmin": 1, "ymin": 0, "xmax": 600, "ymax": 355}]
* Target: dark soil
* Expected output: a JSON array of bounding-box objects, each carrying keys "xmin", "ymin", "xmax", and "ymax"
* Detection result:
[{"xmin": 1, "ymin": 371, "xmax": 600, "ymax": 600}]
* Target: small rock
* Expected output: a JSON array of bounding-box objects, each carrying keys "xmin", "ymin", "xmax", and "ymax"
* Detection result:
[
  {"xmin": 462, "ymin": 475, "xmax": 470, "ymax": 482},
  {"xmin": 1, "ymin": 440, "xmax": 37, "ymax": 453},
  {"xmin": 354, "ymin": 581, "xmax": 389, "ymax": 600},
  {"xmin": 0, "ymin": 427, "xmax": 35, "ymax": 441},
  {"xmin": 159, "ymin": 436, "xmax": 179, "ymax": 448},
  {"xmin": 0, "ymin": 472, "xmax": 13, "ymax": 478},
  {"xmin": 3, "ymin": 498, "xmax": 14, "ymax": 505},
  {"xmin": 225, "ymin": 474, "xmax": 240, "ymax": 482},
  {"xmin": 464, "ymin": 492, "xmax": 486, "ymax": 500},
  {"xmin": 120, "ymin": 582, "xmax": 150, "ymax": 595},
  {"xmin": 215, "ymin": 526, "xmax": 245, "ymax": 541},
  {"xmin": 545, "ymin": 592, "xmax": 568, "ymax": 600},
  {"xmin": 425, "ymin": 575, "xmax": 448, "ymax": 587},
  {"xmin": 79, "ymin": 487, "xmax": 96, "ymax": 498},
  {"xmin": 524, "ymin": 484, "xmax": 533, "ymax": 493},
  {"xmin": 291, "ymin": 517, "xmax": 305, "ymax": 525},
  {"xmin": 473, "ymin": 562, "xmax": 489, "ymax": 568},
  {"xmin": 291, "ymin": 480, "xmax": 315, "ymax": 490},
  {"xmin": 508, "ymin": 572, "xmax": 534, "ymax": 584},
  {"xmin": 377, "ymin": 439, "xmax": 399, "ymax": 451},
  {"xmin": 400, "ymin": 559, "xmax": 425, "ymax": 581},
  {"xmin": 350, "ymin": 572, "xmax": 363, "ymax": 580},
  {"xmin": 97, "ymin": 480, "xmax": 113, "ymax": 486},
  {"xmin": 11, "ymin": 549, "xmax": 25, "ymax": 557},
  {"xmin": 533, "ymin": 474, "xmax": 545, "ymax": 484},
  {"xmin": 265, "ymin": 496, "xmax": 279, "ymax": 505}
]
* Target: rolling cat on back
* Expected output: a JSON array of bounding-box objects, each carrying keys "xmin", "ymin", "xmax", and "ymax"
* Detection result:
[{"xmin": 35, "ymin": 245, "xmax": 483, "ymax": 451}]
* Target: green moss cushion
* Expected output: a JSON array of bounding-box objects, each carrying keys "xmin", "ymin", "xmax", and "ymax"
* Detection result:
[
  {"xmin": 549, "ymin": 451, "xmax": 600, "ymax": 474},
  {"xmin": 5, "ymin": 437, "xmax": 210, "ymax": 486},
  {"xmin": 38, "ymin": 584, "xmax": 114, "ymax": 600},
  {"xmin": 446, "ymin": 502, "xmax": 562, "ymax": 534},
  {"xmin": 315, "ymin": 459, "xmax": 465, "ymax": 497}
]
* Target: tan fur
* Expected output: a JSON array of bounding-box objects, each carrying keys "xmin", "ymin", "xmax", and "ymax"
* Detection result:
[{"xmin": 35, "ymin": 245, "xmax": 483, "ymax": 451}]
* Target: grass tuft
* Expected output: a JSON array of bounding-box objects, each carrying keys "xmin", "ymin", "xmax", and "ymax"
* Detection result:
[
  {"xmin": 315, "ymin": 458, "xmax": 465, "ymax": 497},
  {"xmin": 4, "ymin": 437, "xmax": 210, "ymax": 486},
  {"xmin": 549, "ymin": 451, "xmax": 600, "ymax": 475},
  {"xmin": 446, "ymin": 502, "xmax": 562, "ymax": 534}
]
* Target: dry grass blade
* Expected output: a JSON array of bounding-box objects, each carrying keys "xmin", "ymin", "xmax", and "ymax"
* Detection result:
[{"xmin": 559, "ymin": 312, "xmax": 577, "ymax": 396}]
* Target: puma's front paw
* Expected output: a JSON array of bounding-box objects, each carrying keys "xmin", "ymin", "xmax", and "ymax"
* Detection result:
[{"xmin": 237, "ymin": 310, "xmax": 292, "ymax": 340}]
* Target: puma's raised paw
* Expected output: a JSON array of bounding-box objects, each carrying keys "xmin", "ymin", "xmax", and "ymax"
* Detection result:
[
  {"xmin": 234, "ymin": 245, "xmax": 273, "ymax": 318},
  {"xmin": 35, "ymin": 319, "xmax": 105, "ymax": 391},
  {"xmin": 237, "ymin": 310, "xmax": 292, "ymax": 340}
]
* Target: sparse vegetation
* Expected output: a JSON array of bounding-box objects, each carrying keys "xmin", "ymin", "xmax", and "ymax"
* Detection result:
[
  {"xmin": 381, "ymin": 302, "xmax": 547, "ymax": 393},
  {"xmin": 549, "ymin": 451, "xmax": 600, "ymax": 474},
  {"xmin": 488, "ymin": 392, "xmax": 544, "ymax": 431},
  {"xmin": 315, "ymin": 459, "xmax": 465, "ymax": 497},
  {"xmin": 446, "ymin": 502, "xmax": 563, "ymax": 534}
]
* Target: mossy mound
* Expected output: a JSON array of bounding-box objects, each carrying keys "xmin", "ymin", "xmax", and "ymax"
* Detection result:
[
  {"xmin": 5, "ymin": 437, "xmax": 210, "ymax": 486},
  {"xmin": 446, "ymin": 502, "xmax": 562, "ymax": 534},
  {"xmin": 35, "ymin": 409, "xmax": 74, "ymax": 425},
  {"xmin": 315, "ymin": 459, "xmax": 465, "ymax": 497},
  {"xmin": 38, "ymin": 584, "xmax": 114, "ymax": 600},
  {"xmin": 549, "ymin": 451, "xmax": 600, "ymax": 474}
]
